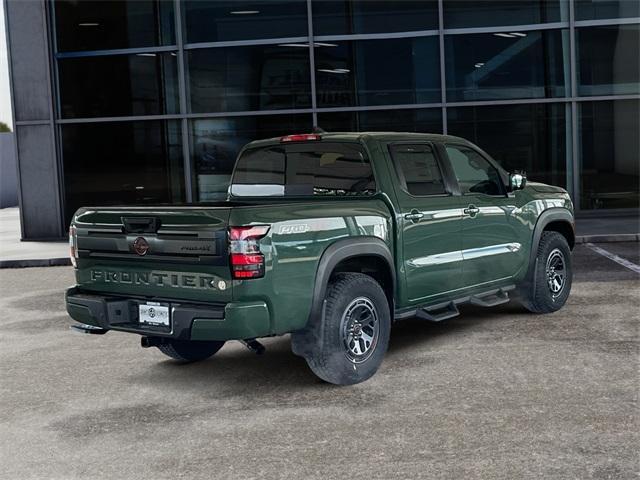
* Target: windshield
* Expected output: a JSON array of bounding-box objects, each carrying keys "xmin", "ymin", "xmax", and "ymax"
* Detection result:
[{"xmin": 230, "ymin": 142, "xmax": 376, "ymax": 197}]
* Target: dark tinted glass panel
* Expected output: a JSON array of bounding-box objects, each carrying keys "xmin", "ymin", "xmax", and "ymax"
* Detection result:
[
  {"xmin": 313, "ymin": 1, "xmax": 438, "ymax": 35},
  {"xmin": 445, "ymin": 29, "xmax": 568, "ymax": 102},
  {"xmin": 315, "ymin": 37, "xmax": 440, "ymax": 108},
  {"xmin": 54, "ymin": 0, "xmax": 175, "ymax": 52},
  {"xmin": 232, "ymin": 143, "xmax": 374, "ymax": 197},
  {"xmin": 446, "ymin": 145, "xmax": 504, "ymax": 196},
  {"xmin": 184, "ymin": 1, "xmax": 307, "ymax": 44},
  {"xmin": 187, "ymin": 46, "xmax": 311, "ymax": 113},
  {"xmin": 447, "ymin": 104, "xmax": 568, "ymax": 189},
  {"xmin": 576, "ymin": 0, "xmax": 640, "ymax": 20},
  {"xmin": 579, "ymin": 100, "xmax": 639, "ymax": 210},
  {"xmin": 443, "ymin": 0, "xmax": 566, "ymax": 29},
  {"xmin": 390, "ymin": 144, "xmax": 446, "ymax": 196},
  {"xmin": 318, "ymin": 108, "xmax": 442, "ymax": 133},
  {"xmin": 58, "ymin": 53, "xmax": 178, "ymax": 118},
  {"xmin": 62, "ymin": 121, "xmax": 184, "ymax": 224},
  {"xmin": 577, "ymin": 25, "xmax": 640, "ymax": 97},
  {"xmin": 190, "ymin": 114, "xmax": 312, "ymax": 201}
]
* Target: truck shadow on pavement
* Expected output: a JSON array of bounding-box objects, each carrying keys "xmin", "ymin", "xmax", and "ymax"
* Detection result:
[{"xmin": 125, "ymin": 304, "xmax": 518, "ymax": 395}]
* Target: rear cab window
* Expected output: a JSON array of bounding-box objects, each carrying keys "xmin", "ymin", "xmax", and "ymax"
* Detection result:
[{"xmin": 230, "ymin": 142, "xmax": 376, "ymax": 197}]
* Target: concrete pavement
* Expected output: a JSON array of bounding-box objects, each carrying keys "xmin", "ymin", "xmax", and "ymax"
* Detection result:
[{"xmin": 0, "ymin": 243, "xmax": 638, "ymax": 479}]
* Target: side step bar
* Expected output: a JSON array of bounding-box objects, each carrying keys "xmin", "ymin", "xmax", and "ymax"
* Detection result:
[
  {"xmin": 416, "ymin": 302, "xmax": 460, "ymax": 322},
  {"xmin": 469, "ymin": 290, "xmax": 510, "ymax": 307},
  {"xmin": 396, "ymin": 286, "xmax": 515, "ymax": 322}
]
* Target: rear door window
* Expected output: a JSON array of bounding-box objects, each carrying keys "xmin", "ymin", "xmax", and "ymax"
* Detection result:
[
  {"xmin": 231, "ymin": 142, "xmax": 375, "ymax": 196},
  {"xmin": 390, "ymin": 143, "xmax": 447, "ymax": 196}
]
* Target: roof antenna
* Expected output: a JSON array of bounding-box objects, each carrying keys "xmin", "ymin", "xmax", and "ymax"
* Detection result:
[{"xmin": 312, "ymin": 126, "xmax": 327, "ymax": 134}]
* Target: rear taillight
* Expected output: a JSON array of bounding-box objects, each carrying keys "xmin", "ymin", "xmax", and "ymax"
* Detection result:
[
  {"xmin": 68, "ymin": 226, "xmax": 78, "ymax": 268},
  {"xmin": 229, "ymin": 226, "xmax": 270, "ymax": 279}
]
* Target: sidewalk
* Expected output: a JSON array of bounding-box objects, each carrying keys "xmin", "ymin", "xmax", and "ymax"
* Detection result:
[
  {"xmin": 0, "ymin": 208, "xmax": 69, "ymax": 268},
  {"xmin": 575, "ymin": 215, "xmax": 639, "ymax": 243},
  {"xmin": 0, "ymin": 207, "xmax": 638, "ymax": 268}
]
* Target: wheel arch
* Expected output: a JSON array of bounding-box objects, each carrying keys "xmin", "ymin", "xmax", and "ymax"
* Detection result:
[
  {"xmin": 528, "ymin": 208, "xmax": 575, "ymax": 275},
  {"xmin": 307, "ymin": 237, "xmax": 395, "ymax": 327}
]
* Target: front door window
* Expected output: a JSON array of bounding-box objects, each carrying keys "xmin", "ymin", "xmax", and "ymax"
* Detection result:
[{"xmin": 446, "ymin": 145, "xmax": 504, "ymax": 196}]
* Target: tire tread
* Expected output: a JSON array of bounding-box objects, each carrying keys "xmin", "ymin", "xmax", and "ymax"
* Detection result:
[
  {"xmin": 156, "ymin": 340, "xmax": 225, "ymax": 362},
  {"xmin": 521, "ymin": 231, "xmax": 572, "ymax": 313},
  {"xmin": 304, "ymin": 272, "xmax": 390, "ymax": 385}
]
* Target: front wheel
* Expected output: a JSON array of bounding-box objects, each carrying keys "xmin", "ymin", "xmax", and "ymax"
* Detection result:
[
  {"xmin": 520, "ymin": 231, "xmax": 573, "ymax": 313},
  {"xmin": 156, "ymin": 339, "xmax": 225, "ymax": 362},
  {"xmin": 294, "ymin": 273, "xmax": 391, "ymax": 385}
]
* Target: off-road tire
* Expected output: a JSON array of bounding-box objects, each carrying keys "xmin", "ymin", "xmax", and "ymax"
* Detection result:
[
  {"xmin": 297, "ymin": 273, "xmax": 391, "ymax": 385},
  {"xmin": 520, "ymin": 231, "xmax": 572, "ymax": 313},
  {"xmin": 157, "ymin": 339, "xmax": 225, "ymax": 362}
]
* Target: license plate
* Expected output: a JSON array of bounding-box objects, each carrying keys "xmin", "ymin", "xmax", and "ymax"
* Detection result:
[{"xmin": 138, "ymin": 302, "xmax": 170, "ymax": 327}]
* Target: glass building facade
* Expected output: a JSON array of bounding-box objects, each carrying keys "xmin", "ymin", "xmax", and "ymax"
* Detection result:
[{"xmin": 8, "ymin": 0, "xmax": 640, "ymax": 233}]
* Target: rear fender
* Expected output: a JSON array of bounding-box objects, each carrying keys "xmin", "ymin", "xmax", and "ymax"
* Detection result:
[{"xmin": 307, "ymin": 237, "xmax": 395, "ymax": 327}]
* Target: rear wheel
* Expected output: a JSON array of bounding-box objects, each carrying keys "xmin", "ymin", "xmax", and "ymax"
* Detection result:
[
  {"xmin": 156, "ymin": 339, "xmax": 225, "ymax": 362},
  {"xmin": 520, "ymin": 231, "xmax": 572, "ymax": 313},
  {"xmin": 294, "ymin": 273, "xmax": 391, "ymax": 385}
]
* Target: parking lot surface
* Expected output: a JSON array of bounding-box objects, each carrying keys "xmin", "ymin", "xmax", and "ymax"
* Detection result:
[{"xmin": 1, "ymin": 243, "xmax": 638, "ymax": 479}]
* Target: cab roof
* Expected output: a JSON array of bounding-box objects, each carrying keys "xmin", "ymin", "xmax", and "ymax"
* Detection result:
[{"xmin": 245, "ymin": 131, "xmax": 473, "ymax": 149}]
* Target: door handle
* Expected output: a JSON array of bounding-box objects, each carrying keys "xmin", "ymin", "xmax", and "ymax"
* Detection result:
[
  {"xmin": 404, "ymin": 210, "xmax": 424, "ymax": 222},
  {"xmin": 463, "ymin": 205, "xmax": 480, "ymax": 217}
]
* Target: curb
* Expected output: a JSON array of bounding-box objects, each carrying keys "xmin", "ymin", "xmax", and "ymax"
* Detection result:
[
  {"xmin": 575, "ymin": 233, "xmax": 639, "ymax": 244},
  {"xmin": 0, "ymin": 258, "xmax": 71, "ymax": 269}
]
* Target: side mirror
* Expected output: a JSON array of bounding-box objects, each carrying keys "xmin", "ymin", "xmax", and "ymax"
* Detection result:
[{"xmin": 509, "ymin": 172, "xmax": 527, "ymax": 191}]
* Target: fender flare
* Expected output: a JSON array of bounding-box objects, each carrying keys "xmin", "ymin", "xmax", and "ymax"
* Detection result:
[
  {"xmin": 527, "ymin": 207, "xmax": 575, "ymax": 275},
  {"xmin": 307, "ymin": 237, "xmax": 395, "ymax": 327}
]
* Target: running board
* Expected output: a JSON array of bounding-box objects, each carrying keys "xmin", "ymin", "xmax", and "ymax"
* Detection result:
[
  {"xmin": 416, "ymin": 302, "xmax": 460, "ymax": 322},
  {"xmin": 469, "ymin": 289, "xmax": 511, "ymax": 307},
  {"xmin": 395, "ymin": 285, "xmax": 515, "ymax": 322}
]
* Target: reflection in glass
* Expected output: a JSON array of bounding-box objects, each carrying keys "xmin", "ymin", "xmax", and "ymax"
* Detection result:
[
  {"xmin": 187, "ymin": 45, "xmax": 312, "ymax": 113},
  {"xmin": 575, "ymin": 0, "xmax": 640, "ymax": 20},
  {"xmin": 577, "ymin": 24, "xmax": 640, "ymax": 97},
  {"xmin": 445, "ymin": 145, "xmax": 504, "ymax": 196},
  {"xmin": 58, "ymin": 53, "xmax": 178, "ymax": 119},
  {"xmin": 62, "ymin": 121, "xmax": 184, "ymax": 224},
  {"xmin": 184, "ymin": 0, "xmax": 308, "ymax": 44},
  {"xmin": 54, "ymin": 0, "xmax": 175, "ymax": 52},
  {"xmin": 315, "ymin": 37, "xmax": 440, "ymax": 108},
  {"xmin": 189, "ymin": 115, "xmax": 313, "ymax": 201},
  {"xmin": 579, "ymin": 100, "xmax": 639, "ymax": 210},
  {"xmin": 445, "ymin": 30, "xmax": 569, "ymax": 102},
  {"xmin": 318, "ymin": 108, "xmax": 442, "ymax": 133},
  {"xmin": 443, "ymin": 0, "xmax": 567, "ymax": 29},
  {"xmin": 232, "ymin": 143, "xmax": 375, "ymax": 197},
  {"xmin": 447, "ymin": 104, "xmax": 569, "ymax": 189},
  {"xmin": 313, "ymin": 1, "xmax": 438, "ymax": 35}
]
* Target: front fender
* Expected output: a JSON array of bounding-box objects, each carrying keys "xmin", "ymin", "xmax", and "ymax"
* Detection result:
[{"xmin": 527, "ymin": 207, "xmax": 575, "ymax": 275}]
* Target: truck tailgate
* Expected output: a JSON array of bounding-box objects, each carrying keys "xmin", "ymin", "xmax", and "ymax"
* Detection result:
[{"xmin": 73, "ymin": 206, "xmax": 233, "ymax": 303}]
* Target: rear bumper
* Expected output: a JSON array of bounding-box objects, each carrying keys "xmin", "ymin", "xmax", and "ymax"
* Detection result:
[{"xmin": 65, "ymin": 287, "xmax": 271, "ymax": 341}]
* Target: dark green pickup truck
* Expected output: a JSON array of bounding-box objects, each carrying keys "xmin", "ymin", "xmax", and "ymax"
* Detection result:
[{"xmin": 66, "ymin": 132, "xmax": 574, "ymax": 385}]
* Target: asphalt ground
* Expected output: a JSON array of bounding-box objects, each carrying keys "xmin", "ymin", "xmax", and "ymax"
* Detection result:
[{"xmin": 1, "ymin": 243, "xmax": 638, "ymax": 480}]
